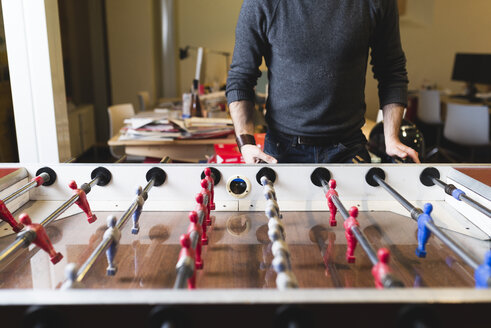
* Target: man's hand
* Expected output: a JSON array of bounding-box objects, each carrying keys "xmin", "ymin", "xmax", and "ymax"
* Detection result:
[
  {"xmin": 382, "ymin": 103, "xmax": 421, "ymax": 163},
  {"xmin": 385, "ymin": 138, "xmax": 420, "ymax": 163},
  {"xmin": 241, "ymin": 145, "xmax": 277, "ymax": 164}
]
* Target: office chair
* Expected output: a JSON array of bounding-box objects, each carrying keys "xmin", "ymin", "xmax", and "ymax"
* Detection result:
[
  {"xmin": 107, "ymin": 103, "xmax": 144, "ymax": 161},
  {"xmin": 443, "ymin": 103, "xmax": 490, "ymax": 162}
]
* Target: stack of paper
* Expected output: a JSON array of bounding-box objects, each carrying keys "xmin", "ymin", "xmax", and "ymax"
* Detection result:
[
  {"xmin": 118, "ymin": 117, "xmax": 234, "ymax": 141},
  {"xmin": 119, "ymin": 118, "xmax": 184, "ymax": 140},
  {"xmin": 171, "ymin": 118, "xmax": 234, "ymax": 139}
]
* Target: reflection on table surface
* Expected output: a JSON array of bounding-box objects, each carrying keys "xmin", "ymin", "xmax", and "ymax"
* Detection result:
[{"xmin": 1, "ymin": 210, "xmax": 486, "ymax": 289}]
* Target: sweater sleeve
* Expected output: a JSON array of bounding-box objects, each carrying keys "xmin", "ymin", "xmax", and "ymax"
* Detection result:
[
  {"xmin": 226, "ymin": 0, "xmax": 268, "ymax": 105},
  {"xmin": 370, "ymin": 0, "xmax": 409, "ymax": 108}
]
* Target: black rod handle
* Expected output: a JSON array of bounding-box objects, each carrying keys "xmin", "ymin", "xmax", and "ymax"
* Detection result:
[
  {"xmin": 146, "ymin": 167, "xmax": 166, "ymax": 187},
  {"xmin": 310, "ymin": 167, "xmax": 331, "ymax": 187},
  {"xmin": 256, "ymin": 167, "xmax": 277, "ymax": 185}
]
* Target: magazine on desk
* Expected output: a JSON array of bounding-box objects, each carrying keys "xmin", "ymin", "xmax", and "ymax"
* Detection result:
[{"xmin": 119, "ymin": 117, "xmax": 234, "ymax": 141}]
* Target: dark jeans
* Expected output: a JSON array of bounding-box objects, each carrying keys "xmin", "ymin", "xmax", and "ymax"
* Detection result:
[{"xmin": 264, "ymin": 129, "xmax": 371, "ymax": 163}]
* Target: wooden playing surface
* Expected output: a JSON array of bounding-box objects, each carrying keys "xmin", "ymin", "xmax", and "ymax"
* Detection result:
[
  {"xmin": 455, "ymin": 168, "xmax": 491, "ymax": 187},
  {"xmin": 0, "ymin": 210, "xmax": 479, "ymax": 290}
]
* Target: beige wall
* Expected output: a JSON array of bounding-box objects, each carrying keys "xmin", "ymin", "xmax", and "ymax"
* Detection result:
[
  {"xmin": 176, "ymin": 0, "xmax": 242, "ymax": 94},
  {"xmin": 365, "ymin": 0, "xmax": 491, "ymax": 120},
  {"xmin": 106, "ymin": 0, "xmax": 158, "ymax": 108}
]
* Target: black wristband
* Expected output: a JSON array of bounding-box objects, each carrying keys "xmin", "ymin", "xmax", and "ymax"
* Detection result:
[{"xmin": 236, "ymin": 134, "xmax": 256, "ymax": 150}]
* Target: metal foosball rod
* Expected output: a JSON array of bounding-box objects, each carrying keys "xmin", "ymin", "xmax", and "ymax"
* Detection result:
[
  {"xmin": 420, "ymin": 167, "xmax": 491, "ymax": 218},
  {"xmin": 311, "ymin": 168, "xmax": 404, "ymax": 288},
  {"xmin": 257, "ymin": 167, "xmax": 299, "ymax": 289},
  {"xmin": 366, "ymin": 167, "xmax": 491, "ymax": 288},
  {"xmin": 174, "ymin": 233, "xmax": 196, "ymax": 289},
  {"xmin": 0, "ymin": 167, "xmax": 112, "ymax": 266},
  {"xmin": 115, "ymin": 155, "xmax": 127, "ymax": 163},
  {"xmin": 40, "ymin": 167, "xmax": 112, "ymax": 227},
  {"xmin": 174, "ymin": 212, "xmax": 205, "ymax": 289},
  {"xmin": 73, "ymin": 167, "xmax": 166, "ymax": 284},
  {"xmin": 0, "ymin": 167, "xmax": 57, "ymax": 232},
  {"xmin": 330, "ymin": 195, "xmax": 404, "ymax": 288}
]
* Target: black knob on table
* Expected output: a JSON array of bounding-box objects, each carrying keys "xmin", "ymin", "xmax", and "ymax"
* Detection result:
[
  {"xmin": 146, "ymin": 167, "xmax": 167, "ymax": 186},
  {"xmin": 256, "ymin": 167, "xmax": 277, "ymax": 185},
  {"xmin": 420, "ymin": 167, "xmax": 440, "ymax": 187},
  {"xmin": 310, "ymin": 167, "xmax": 331, "ymax": 187},
  {"xmin": 200, "ymin": 167, "xmax": 222, "ymax": 185},
  {"xmin": 91, "ymin": 167, "xmax": 112, "ymax": 186},
  {"xmin": 365, "ymin": 167, "xmax": 386, "ymax": 187},
  {"xmin": 35, "ymin": 167, "xmax": 57, "ymax": 186}
]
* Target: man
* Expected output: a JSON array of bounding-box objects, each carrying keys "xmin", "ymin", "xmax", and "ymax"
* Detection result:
[{"xmin": 226, "ymin": 0, "xmax": 420, "ymax": 164}]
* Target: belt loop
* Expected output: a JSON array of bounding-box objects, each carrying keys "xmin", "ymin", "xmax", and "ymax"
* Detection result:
[{"xmin": 292, "ymin": 136, "xmax": 298, "ymax": 148}]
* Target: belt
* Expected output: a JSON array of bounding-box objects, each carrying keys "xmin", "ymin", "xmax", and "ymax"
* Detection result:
[
  {"xmin": 294, "ymin": 135, "xmax": 341, "ymax": 145},
  {"xmin": 271, "ymin": 130, "xmax": 361, "ymax": 146}
]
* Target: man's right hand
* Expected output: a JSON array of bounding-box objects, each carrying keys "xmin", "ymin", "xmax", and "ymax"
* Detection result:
[{"xmin": 241, "ymin": 145, "xmax": 277, "ymax": 164}]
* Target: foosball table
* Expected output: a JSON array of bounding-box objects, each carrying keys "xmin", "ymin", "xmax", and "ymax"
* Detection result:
[{"xmin": 0, "ymin": 163, "xmax": 490, "ymax": 327}]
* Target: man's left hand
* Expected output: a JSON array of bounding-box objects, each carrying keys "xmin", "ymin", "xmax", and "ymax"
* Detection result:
[
  {"xmin": 381, "ymin": 103, "xmax": 421, "ymax": 164},
  {"xmin": 385, "ymin": 138, "xmax": 420, "ymax": 163}
]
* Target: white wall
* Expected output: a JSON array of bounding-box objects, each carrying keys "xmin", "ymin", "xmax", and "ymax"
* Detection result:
[
  {"xmin": 176, "ymin": 0, "xmax": 242, "ymax": 94},
  {"xmin": 105, "ymin": 0, "xmax": 158, "ymax": 108}
]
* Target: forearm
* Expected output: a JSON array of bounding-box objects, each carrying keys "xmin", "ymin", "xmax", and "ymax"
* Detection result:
[
  {"xmin": 382, "ymin": 103, "xmax": 404, "ymax": 142},
  {"xmin": 228, "ymin": 100, "xmax": 277, "ymax": 164},
  {"xmin": 229, "ymin": 100, "xmax": 256, "ymax": 137},
  {"xmin": 382, "ymin": 103, "xmax": 420, "ymax": 163}
]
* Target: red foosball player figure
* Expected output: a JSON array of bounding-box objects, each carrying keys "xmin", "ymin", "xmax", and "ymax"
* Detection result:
[
  {"xmin": 32, "ymin": 174, "xmax": 47, "ymax": 187},
  {"xmin": 188, "ymin": 211, "xmax": 203, "ymax": 270},
  {"xmin": 371, "ymin": 248, "xmax": 391, "ymax": 289},
  {"xmin": 343, "ymin": 206, "xmax": 360, "ymax": 263},
  {"xmin": 204, "ymin": 168, "xmax": 215, "ymax": 210},
  {"xmin": 195, "ymin": 193, "xmax": 208, "ymax": 245},
  {"xmin": 68, "ymin": 180, "xmax": 97, "ymax": 223},
  {"xmin": 177, "ymin": 233, "xmax": 196, "ymax": 289},
  {"xmin": 200, "ymin": 179, "xmax": 212, "ymax": 226},
  {"xmin": 0, "ymin": 199, "xmax": 24, "ymax": 232},
  {"xmin": 19, "ymin": 213, "xmax": 63, "ymax": 264},
  {"xmin": 326, "ymin": 179, "xmax": 338, "ymax": 226}
]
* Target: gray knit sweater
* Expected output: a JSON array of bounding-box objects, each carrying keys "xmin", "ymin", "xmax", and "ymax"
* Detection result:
[{"xmin": 226, "ymin": 0, "xmax": 408, "ymax": 137}]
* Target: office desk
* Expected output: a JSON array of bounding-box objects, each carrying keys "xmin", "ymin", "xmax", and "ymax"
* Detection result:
[
  {"xmin": 108, "ymin": 119, "xmax": 376, "ymax": 162},
  {"xmin": 108, "ymin": 134, "xmax": 236, "ymax": 162}
]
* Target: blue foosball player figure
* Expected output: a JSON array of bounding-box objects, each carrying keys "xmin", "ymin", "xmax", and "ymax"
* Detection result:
[
  {"xmin": 475, "ymin": 250, "xmax": 491, "ymax": 289},
  {"xmin": 416, "ymin": 203, "xmax": 433, "ymax": 258},
  {"xmin": 132, "ymin": 186, "xmax": 145, "ymax": 234},
  {"xmin": 104, "ymin": 215, "xmax": 121, "ymax": 276}
]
